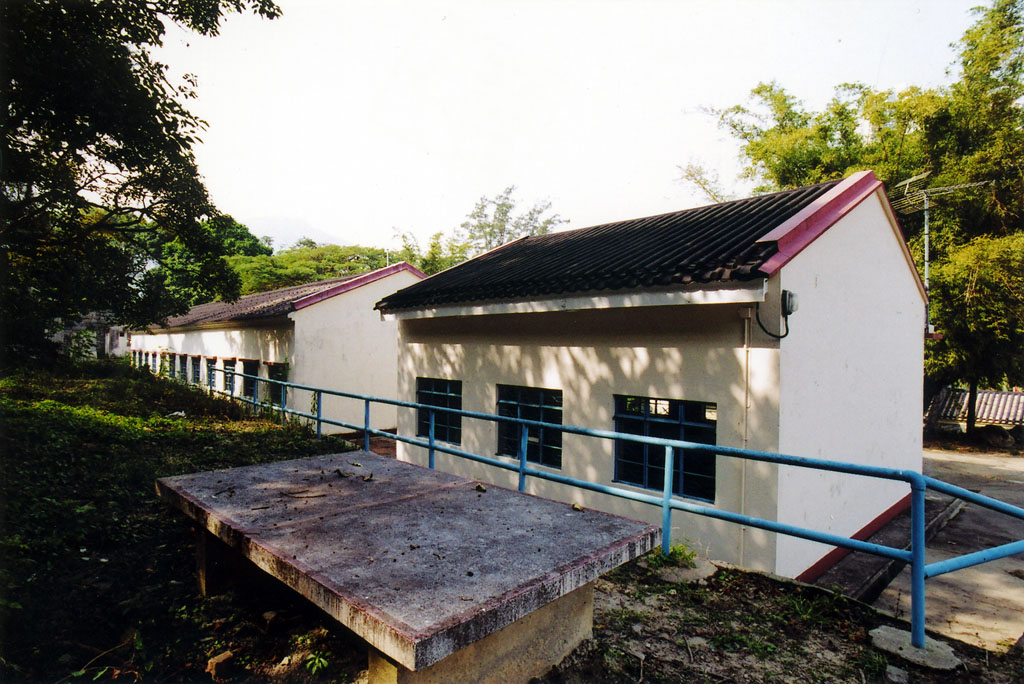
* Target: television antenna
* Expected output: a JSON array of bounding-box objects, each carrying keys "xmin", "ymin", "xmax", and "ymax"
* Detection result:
[{"xmin": 891, "ymin": 172, "xmax": 991, "ymax": 335}]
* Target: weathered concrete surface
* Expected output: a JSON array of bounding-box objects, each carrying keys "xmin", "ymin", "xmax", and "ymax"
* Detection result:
[
  {"xmin": 157, "ymin": 451, "xmax": 658, "ymax": 671},
  {"xmin": 368, "ymin": 583, "xmax": 593, "ymax": 684},
  {"xmin": 869, "ymin": 625, "xmax": 961, "ymax": 670},
  {"xmin": 873, "ymin": 449, "xmax": 1024, "ymax": 651}
]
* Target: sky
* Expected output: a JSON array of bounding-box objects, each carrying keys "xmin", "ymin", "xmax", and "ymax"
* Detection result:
[{"xmin": 154, "ymin": 0, "xmax": 984, "ymax": 252}]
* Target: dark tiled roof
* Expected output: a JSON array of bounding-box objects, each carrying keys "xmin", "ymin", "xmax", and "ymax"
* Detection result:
[
  {"xmin": 376, "ymin": 180, "xmax": 842, "ymax": 312},
  {"xmin": 161, "ymin": 274, "xmax": 364, "ymax": 329}
]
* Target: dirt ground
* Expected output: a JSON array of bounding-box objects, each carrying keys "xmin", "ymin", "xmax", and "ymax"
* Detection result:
[
  {"xmin": 147, "ymin": 551, "xmax": 1023, "ymax": 684},
  {"xmin": 536, "ymin": 559, "xmax": 1024, "ymax": 684},
  {"xmin": 8, "ymin": 499, "xmax": 1022, "ymax": 684}
]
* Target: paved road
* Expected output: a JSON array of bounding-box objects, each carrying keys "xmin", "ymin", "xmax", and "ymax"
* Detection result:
[{"xmin": 873, "ymin": 449, "xmax": 1024, "ymax": 651}]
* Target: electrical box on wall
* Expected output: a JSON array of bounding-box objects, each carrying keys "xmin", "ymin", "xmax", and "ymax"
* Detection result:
[{"xmin": 781, "ymin": 290, "xmax": 799, "ymax": 317}]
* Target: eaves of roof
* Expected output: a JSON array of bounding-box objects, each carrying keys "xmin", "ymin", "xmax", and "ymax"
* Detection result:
[
  {"xmin": 147, "ymin": 262, "xmax": 424, "ymax": 332},
  {"xmin": 375, "ymin": 171, "xmax": 913, "ymax": 313}
]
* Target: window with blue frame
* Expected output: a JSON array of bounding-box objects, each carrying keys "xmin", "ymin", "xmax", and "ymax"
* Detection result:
[
  {"xmin": 223, "ymin": 359, "xmax": 236, "ymax": 395},
  {"xmin": 178, "ymin": 354, "xmax": 187, "ymax": 379},
  {"xmin": 267, "ymin": 363, "xmax": 289, "ymax": 406},
  {"xmin": 496, "ymin": 384, "xmax": 563, "ymax": 468},
  {"xmin": 206, "ymin": 358, "xmax": 217, "ymax": 388},
  {"xmin": 191, "ymin": 356, "xmax": 201, "ymax": 384},
  {"xmin": 613, "ymin": 395, "xmax": 717, "ymax": 502},
  {"xmin": 241, "ymin": 360, "xmax": 259, "ymax": 400},
  {"xmin": 416, "ymin": 377, "xmax": 462, "ymax": 445},
  {"xmin": 150, "ymin": 353, "xmax": 158, "ymax": 373}
]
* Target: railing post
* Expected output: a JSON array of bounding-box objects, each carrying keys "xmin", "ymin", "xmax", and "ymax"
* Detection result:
[
  {"xmin": 910, "ymin": 479, "xmax": 927, "ymax": 648},
  {"xmin": 428, "ymin": 410, "xmax": 436, "ymax": 469},
  {"xmin": 364, "ymin": 399, "xmax": 371, "ymax": 452},
  {"xmin": 662, "ymin": 445, "xmax": 674, "ymax": 556},
  {"xmin": 280, "ymin": 383, "xmax": 287, "ymax": 422},
  {"xmin": 316, "ymin": 390, "xmax": 323, "ymax": 439},
  {"xmin": 518, "ymin": 422, "xmax": 529, "ymax": 493}
]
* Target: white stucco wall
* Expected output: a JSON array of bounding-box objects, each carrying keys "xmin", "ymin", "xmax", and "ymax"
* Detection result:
[
  {"xmin": 129, "ymin": 324, "xmax": 293, "ymax": 394},
  {"xmin": 774, "ymin": 190, "xmax": 925, "ymax": 577},
  {"xmin": 289, "ymin": 270, "xmax": 423, "ymax": 430},
  {"xmin": 131, "ymin": 325, "xmax": 293, "ymax": 362},
  {"xmin": 129, "ymin": 269, "xmax": 422, "ymax": 431},
  {"xmin": 396, "ymin": 304, "xmax": 784, "ymax": 571}
]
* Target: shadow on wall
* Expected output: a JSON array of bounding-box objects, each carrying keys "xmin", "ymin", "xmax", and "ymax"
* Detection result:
[{"xmin": 395, "ymin": 304, "xmax": 783, "ymax": 568}]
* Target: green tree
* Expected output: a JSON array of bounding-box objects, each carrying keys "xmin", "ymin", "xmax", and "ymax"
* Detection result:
[
  {"xmin": 394, "ymin": 230, "xmax": 469, "ymax": 276},
  {"xmin": 459, "ymin": 186, "xmax": 566, "ymax": 256},
  {"xmin": 920, "ymin": 0, "xmax": 1024, "ymax": 246},
  {"xmin": 714, "ymin": 1, "xmax": 1024, "ymax": 426},
  {"xmin": 1, "ymin": 0, "xmax": 280, "ymax": 360},
  {"xmin": 677, "ymin": 162, "xmax": 736, "ymax": 204},
  {"xmin": 922, "ymin": 0, "xmax": 1024, "ymax": 430},
  {"xmin": 227, "ymin": 244, "xmax": 391, "ymax": 294},
  {"xmin": 927, "ymin": 235, "xmax": 1024, "ymax": 430},
  {"xmin": 718, "ymin": 82, "xmax": 935, "ymax": 195},
  {"xmin": 209, "ymin": 215, "xmax": 274, "ymax": 257},
  {"xmin": 290, "ymin": 237, "xmax": 321, "ymax": 250},
  {"xmin": 153, "ymin": 216, "xmax": 271, "ymax": 306},
  {"xmin": 392, "ymin": 187, "xmax": 564, "ymax": 275}
]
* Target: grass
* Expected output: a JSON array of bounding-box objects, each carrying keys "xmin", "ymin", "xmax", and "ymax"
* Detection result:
[{"xmin": 0, "ymin": 361, "xmax": 359, "ymax": 682}]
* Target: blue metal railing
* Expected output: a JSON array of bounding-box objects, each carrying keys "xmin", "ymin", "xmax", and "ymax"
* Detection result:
[{"xmin": 164, "ymin": 362, "xmax": 1024, "ymax": 650}]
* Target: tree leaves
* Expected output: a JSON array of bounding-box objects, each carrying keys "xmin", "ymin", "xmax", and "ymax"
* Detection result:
[
  {"xmin": 459, "ymin": 185, "xmax": 566, "ymax": 256},
  {"xmin": 927, "ymin": 234, "xmax": 1024, "ymax": 391},
  {"xmin": 227, "ymin": 243, "xmax": 392, "ymax": 294},
  {"xmin": 716, "ymin": 1, "xmax": 1024, "ymax": 400},
  {"xmin": 1, "ymin": 0, "xmax": 280, "ymax": 359}
]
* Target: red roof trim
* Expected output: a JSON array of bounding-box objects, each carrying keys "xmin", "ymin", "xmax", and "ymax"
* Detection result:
[
  {"xmin": 292, "ymin": 262, "xmax": 426, "ymax": 312},
  {"xmin": 756, "ymin": 170, "xmax": 881, "ymax": 275}
]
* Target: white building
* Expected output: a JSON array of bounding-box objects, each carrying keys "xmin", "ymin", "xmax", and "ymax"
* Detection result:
[
  {"xmin": 375, "ymin": 171, "xmax": 926, "ymax": 580},
  {"xmin": 130, "ymin": 263, "xmax": 424, "ymax": 430}
]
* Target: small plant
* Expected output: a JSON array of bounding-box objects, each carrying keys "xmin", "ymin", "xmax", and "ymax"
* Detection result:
[
  {"xmin": 785, "ymin": 595, "xmax": 817, "ymax": 622},
  {"xmin": 782, "ymin": 589, "xmax": 848, "ymax": 627},
  {"xmin": 304, "ymin": 651, "xmax": 329, "ymax": 675},
  {"xmin": 647, "ymin": 543, "xmax": 698, "ymax": 569},
  {"xmin": 854, "ymin": 649, "xmax": 887, "ymax": 679},
  {"xmin": 710, "ymin": 631, "xmax": 777, "ymax": 659},
  {"xmin": 604, "ymin": 608, "xmax": 650, "ymax": 632},
  {"xmin": 714, "ymin": 568, "xmax": 741, "ymax": 589}
]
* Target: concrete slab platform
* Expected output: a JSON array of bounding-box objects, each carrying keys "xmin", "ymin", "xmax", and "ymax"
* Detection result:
[{"xmin": 157, "ymin": 451, "xmax": 658, "ymax": 672}]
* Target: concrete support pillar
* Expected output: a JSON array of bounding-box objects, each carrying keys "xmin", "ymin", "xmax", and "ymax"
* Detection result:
[
  {"xmin": 195, "ymin": 527, "xmax": 232, "ymax": 597},
  {"xmin": 368, "ymin": 582, "xmax": 594, "ymax": 684}
]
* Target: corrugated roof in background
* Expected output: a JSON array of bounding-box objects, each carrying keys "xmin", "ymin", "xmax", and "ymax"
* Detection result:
[
  {"xmin": 375, "ymin": 179, "xmax": 842, "ymax": 312},
  {"xmin": 160, "ymin": 274, "xmax": 364, "ymax": 329},
  {"xmin": 933, "ymin": 389, "xmax": 1024, "ymax": 426}
]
